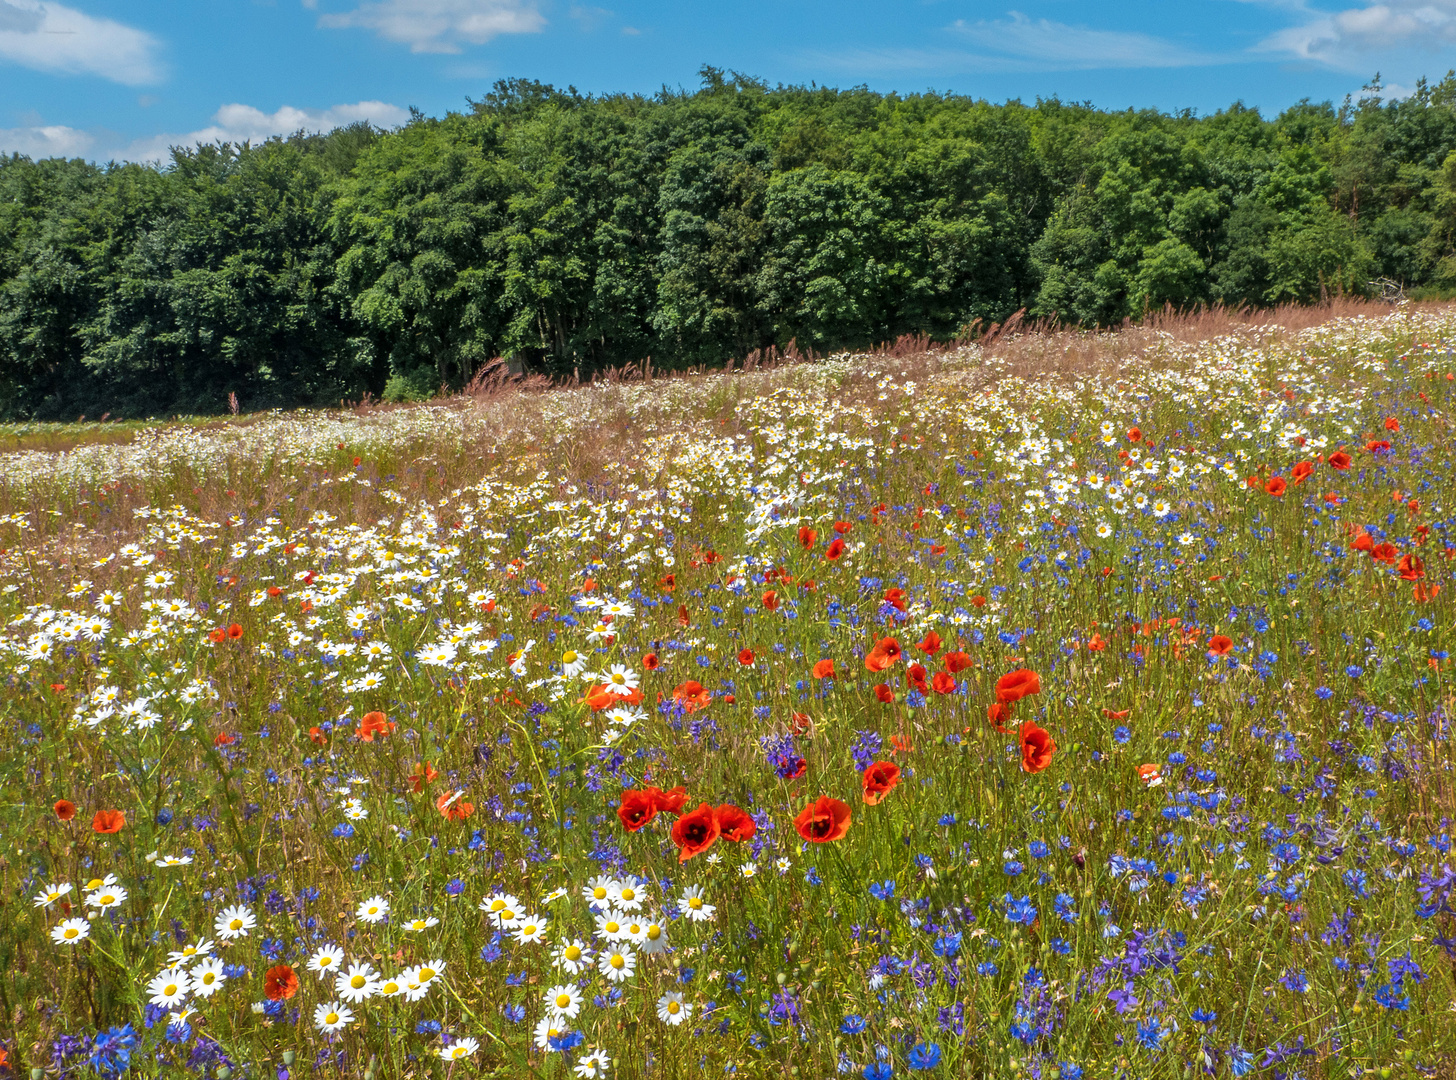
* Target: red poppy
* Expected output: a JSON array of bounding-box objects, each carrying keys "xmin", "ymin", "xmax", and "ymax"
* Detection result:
[
  {"xmin": 970, "ymin": 594, "xmax": 987, "ymax": 608},
  {"xmin": 642, "ymin": 652, "xmax": 660, "ymax": 671},
  {"xmin": 1264, "ymin": 476, "xmax": 1287, "ymax": 497},
  {"xmin": 714, "ymin": 804, "xmax": 756, "ymax": 842},
  {"xmin": 1351, "ymin": 531, "xmax": 1374, "ymax": 553},
  {"xmin": 671, "ymin": 803, "xmax": 722, "ymax": 862},
  {"xmin": 1371, "ymin": 542, "xmax": 1398, "ymax": 565},
  {"xmin": 207, "ymin": 627, "xmax": 226, "ymax": 643},
  {"xmin": 649, "ymin": 786, "xmax": 689, "ymax": 814},
  {"xmin": 356, "ymin": 711, "xmax": 395, "ymax": 741},
  {"xmin": 812, "ymin": 658, "xmax": 836, "ymax": 680},
  {"xmin": 677, "ymin": 604, "xmax": 691, "ymax": 627},
  {"xmin": 1207, "ymin": 635, "xmax": 1233, "ymax": 656},
  {"xmin": 409, "ymin": 763, "xmax": 439, "ymax": 793},
  {"xmin": 1385, "ymin": 416, "xmax": 1400, "ymax": 432},
  {"xmin": 92, "ymin": 809, "xmax": 126, "ymax": 834},
  {"xmin": 1019, "ymin": 722, "xmax": 1057, "ymax": 773},
  {"xmin": 825, "ymin": 537, "xmax": 846, "ymax": 561},
  {"xmin": 1415, "ymin": 581, "xmax": 1442, "ymax": 603},
  {"xmin": 1398, "ymin": 554, "xmax": 1425, "ymax": 580},
  {"xmin": 1366, "ymin": 439, "xmax": 1391, "ymax": 453},
  {"xmin": 943, "ymin": 651, "xmax": 973, "ymax": 673},
  {"xmin": 1328, "ymin": 451, "xmax": 1352, "ymax": 470},
  {"xmin": 737, "ymin": 648, "xmax": 755, "ymax": 666},
  {"xmin": 862, "ymin": 762, "xmax": 901, "ymax": 805},
  {"xmin": 1291, "ymin": 461, "xmax": 1314, "ymax": 485},
  {"xmin": 1127, "ymin": 426, "xmax": 1142, "ymax": 443},
  {"xmin": 864, "ymin": 637, "xmax": 903, "ymax": 672},
  {"xmin": 883, "ymin": 588, "xmax": 908, "ymax": 612},
  {"xmin": 1136, "ymin": 763, "xmax": 1163, "ymax": 787},
  {"xmin": 798, "ymin": 526, "xmax": 818, "ymax": 550},
  {"xmin": 873, "ymin": 683, "xmax": 894, "ymax": 704},
  {"xmin": 213, "ymin": 732, "xmax": 235, "ymax": 747},
  {"xmin": 931, "ymin": 671, "xmax": 956, "ymax": 695},
  {"xmin": 672, "ymin": 681, "xmax": 712, "ymax": 713},
  {"xmin": 267, "ymin": 585, "xmax": 283, "ymax": 598},
  {"xmin": 795, "ymin": 796, "xmax": 852, "ymax": 843},
  {"xmin": 264, "ymin": 964, "xmax": 299, "ymax": 1001},
  {"xmin": 987, "ymin": 702, "xmax": 1014, "ymax": 733},
  {"xmin": 994, "ymin": 668, "xmax": 1041, "ymax": 705},
  {"xmin": 308, "ymin": 726, "xmax": 327, "ymax": 745},
  {"xmin": 1103, "ymin": 708, "xmax": 1131, "ymax": 720},
  {"xmin": 833, "ymin": 521, "xmax": 853, "ymax": 534},
  {"xmin": 761, "ymin": 590, "xmax": 779, "ymax": 611},
  {"xmin": 916, "ymin": 631, "xmax": 942, "ymax": 655},
  {"xmin": 906, "ymin": 663, "xmax": 928, "ymax": 692},
  {"xmin": 436, "ymin": 790, "xmax": 475, "ymax": 820},
  {"xmin": 227, "ymin": 623, "xmax": 244, "ymax": 640},
  {"xmin": 617, "ymin": 790, "xmax": 659, "ymax": 832},
  {"xmin": 53, "ymin": 799, "xmax": 76, "ymax": 821}
]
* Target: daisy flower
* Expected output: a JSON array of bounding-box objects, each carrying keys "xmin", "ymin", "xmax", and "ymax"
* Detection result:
[
  {"xmin": 479, "ymin": 892, "xmax": 522, "ymax": 924},
  {"xmin": 611, "ymin": 877, "xmax": 646, "ymax": 911},
  {"xmin": 335, "ymin": 962, "xmax": 380, "ymax": 1003},
  {"xmin": 515, "ymin": 914, "xmax": 549, "ymax": 945},
  {"xmin": 167, "ymin": 939, "xmax": 214, "ymax": 965},
  {"xmin": 602, "ymin": 664, "xmax": 638, "ymax": 696},
  {"xmin": 85, "ymin": 885, "xmax": 128, "ymax": 910},
  {"xmin": 440, "ymin": 1038, "xmax": 480, "ymax": 1062},
  {"xmin": 313, "ymin": 1001, "xmax": 354, "ymax": 1033},
  {"xmin": 581, "ymin": 877, "xmax": 614, "ymax": 908},
  {"xmin": 678, "ymin": 885, "xmax": 715, "ymax": 922},
  {"xmin": 214, "ymin": 905, "xmax": 256, "ymax": 940},
  {"xmin": 534, "ymin": 1018, "xmax": 571, "ymax": 1052},
  {"xmin": 307, "ymin": 944, "xmax": 345, "ymax": 979},
  {"xmin": 574, "ymin": 1050, "xmax": 611, "ymax": 1078},
  {"xmin": 544, "ymin": 983, "xmax": 583, "ymax": 1020},
  {"xmin": 377, "ymin": 974, "xmax": 404, "ymax": 997},
  {"xmin": 656, "ymin": 992, "xmax": 692, "ymax": 1025},
  {"xmin": 553, "ymin": 939, "xmax": 592, "ymax": 975},
  {"xmin": 50, "ymin": 918, "xmax": 90, "ymax": 945},
  {"xmin": 594, "ymin": 911, "xmax": 628, "ymax": 941},
  {"xmin": 597, "ymin": 947, "xmax": 636, "ymax": 983},
  {"xmin": 33, "ymin": 883, "xmax": 72, "ymax": 909},
  {"xmin": 190, "ymin": 958, "xmax": 227, "ymax": 998},
  {"xmin": 356, "ymin": 895, "xmax": 389, "ymax": 923},
  {"xmin": 541, "ymin": 887, "xmax": 569, "ymax": 904},
  {"xmin": 404, "ymin": 916, "xmax": 440, "ymax": 933},
  {"xmin": 640, "ymin": 922, "xmax": 669, "ymax": 955},
  {"xmin": 147, "ymin": 968, "xmax": 191, "ymax": 1009},
  {"xmin": 560, "ymin": 650, "xmax": 587, "ymax": 679}
]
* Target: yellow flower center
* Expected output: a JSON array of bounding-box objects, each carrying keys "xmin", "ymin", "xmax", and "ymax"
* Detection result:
[
  {"xmin": 420, "ymin": 966, "xmax": 436, "ymax": 980},
  {"xmin": 164, "ymin": 984, "xmax": 178, "ymax": 996},
  {"xmin": 668, "ymin": 1002, "xmax": 680, "ymax": 1014},
  {"xmin": 325, "ymin": 1012, "xmax": 339, "ymax": 1026},
  {"xmin": 647, "ymin": 926, "xmax": 661, "ymax": 940},
  {"xmin": 382, "ymin": 982, "xmax": 399, "ymax": 994},
  {"xmin": 610, "ymin": 955, "xmax": 625, "ymax": 970},
  {"xmin": 564, "ymin": 946, "xmax": 581, "ymax": 961},
  {"xmin": 524, "ymin": 924, "xmax": 537, "ymax": 935},
  {"xmin": 689, "ymin": 897, "xmax": 702, "ymax": 910},
  {"xmin": 592, "ymin": 887, "xmax": 607, "ymax": 900},
  {"xmin": 351, "ymin": 975, "xmax": 366, "ymax": 989},
  {"xmin": 556, "ymin": 994, "xmax": 571, "ymax": 1008},
  {"xmin": 620, "ymin": 888, "xmax": 635, "ymax": 901},
  {"xmin": 202, "ymin": 973, "xmax": 214, "ymax": 985},
  {"xmin": 229, "ymin": 919, "xmax": 242, "ymax": 931},
  {"xmin": 605, "ymin": 921, "xmax": 619, "ymax": 934},
  {"xmin": 319, "ymin": 957, "xmax": 332, "ymax": 967},
  {"xmin": 501, "ymin": 910, "xmax": 514, "ymax": 922},
  {"xmin": 490, "ymin": 899, "xmax": 506, "ymax": 912},
  {"xmin": 101, "ymin": 894, "xmax": 114, "ymax": 904},
  {"xmin": 563, "ymin": 652, "xmax": 577, "ymax": 664},
  {"xmin": 64, "ymin": 928, "xmax": 78, "ymax": 939}
]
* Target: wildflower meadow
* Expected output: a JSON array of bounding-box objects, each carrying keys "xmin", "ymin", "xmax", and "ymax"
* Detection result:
[{"xmin": 1, "ymin": 307, "xmax": 1454, "ymax": 1080}]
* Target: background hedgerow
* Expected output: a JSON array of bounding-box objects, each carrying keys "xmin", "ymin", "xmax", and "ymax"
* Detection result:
[{"xmin": 0, "ymin": 306, "xmax": 1454, "ymax": 1079}]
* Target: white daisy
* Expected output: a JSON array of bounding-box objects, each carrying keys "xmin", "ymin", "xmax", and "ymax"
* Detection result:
[
  {"xmin": 85, "ymin": 885, "xmax": 128, "ymax": 911},
  {"xmin": 356, "ymin": 895, "xmax": 389, "ymax": 923},
  {"xmin": 147, "ymin": 968, "xmax": 191, "ymax": 1009},
  {"xmin": 597, "ymin": 946, "xmax": 636, "ymax": 983},
  {"xmin": 574, "ymin": 1050, "xmax": 611, "ymax": 1078},
  {"xmin": 553, "ymin": 939, "xmax": 592, "ymax": 975},
  {"xmin": 440, "ymin": 1038, "xmax": 480, "ymax": 1061},
  {"xmin": 33, "ymin": 883, "xmax": 73, "ymax": 909},
  {"xmin": 307, "ymin": 944, "xmax": 345, "ymax": 979},
  {"xmin": 610, "ymin": 877, "xmax": 646, "ymax": 911},
  {"xmin": 50, "ymin": 918, "xmax": 90, "ymax": 945},
  {"xmin": 404, "ymin": 916, "xmax": 440, "ymax": 933},
  {"xmin": 639, "ymin": 922, "xmax": 669, "ymax": 955},
  {"xmin": 656, "ymin": 991, "xmax": 692, "ymax": 1025},
  {"xmin": 190, "ymin": 958, "xmax": 227, "ymax": 998},
  {"xmin": 214, "ymin": 904, "xmax": 255, "ymax": 940},
  {"xmin": 544, "ymin": 983, "xmax": 583, "ymax": 1020},
  {"xmin": 313, "ymin": 1001, "xmax": 354, "ymax": 1033},
  {"xmin": 515, "ymin": 914, "xmax": 549, "ymax": 945},
  {"xmin": 335, "ymin": 962, "xmax": 380, "ymax": 1003},
  {"xmin": 678, "ymin": 885, "xmax": 715, "ymax": 922}
]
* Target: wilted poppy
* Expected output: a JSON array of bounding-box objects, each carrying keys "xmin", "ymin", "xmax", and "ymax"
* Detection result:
[
  {"xmin": 1372, "ymin": 542, "xmax": 1398, "ymax": 565},
  {"xmin": 671, "ymin": 803, "xmax": 721, "ymax": 862},
  {"xmin": 92, "ymin": 809, "xmax": 126, "ymax": 834},
  {"xmin": 862, "ymin": 762, "xmax": 901, "ymax": 805},
  {"xmin": 812, "ymin": 658, "xmax": 836, "ymax": 680},
  {"xmin": 1384, "ymin": 416, "xmax": 1400, "ymax": 432},
  {"xmin": 53, "ymin": 799, "xmax": 77, "ymax": 821},
  {"xmin": 657, "ymin": 574, "xmax": 676, "ymax": 593},
  {"xmin": 994, "ymin": 668, "xmax": 1041, "ymax": 705},
  {"xmin": 617, "ymin": 790, "xmax": 658, "ymax": 832},
  {"xmin": 916, "ymin": 631, "xmax": 942, "ymax": 655},
  {"xmin": 409, "ymin": 763, "xmax": 439, "ymax": 793},
  {"xmin": 1207, "ymin": 635, "xmax": 1233, "ymax": 656},
  {"xmin": 1328, "ymin": 451, "xmax": 1352, "ymax": 470},
  {"xmin": 714, "ymin": 804, "xmax": 756, "ymax": 842},
  {"xmin": 264, "ymin": 964, "xmax": 299, "ymax": 1001},
  {"xmin": 931, "ymin": 671, "xmax": 956, "ymax": 695},
  {"xmin": 1103, "ymin": 708, "xmax": 1131, "ymax": 720},
  {"xmin": 1019, "ymin": 722, "xmax": 1057, "ymax": 774},
  {"xmin": 943, "ymin": 651, "xmax": 973, "ymax": 673},
  {"xmin": 794, "ymin": 796, "xmax": 852, "ymax": 843},
  {"xmin": 987, "ymin": 702, "xmax": 1014, "ymax": 733}
]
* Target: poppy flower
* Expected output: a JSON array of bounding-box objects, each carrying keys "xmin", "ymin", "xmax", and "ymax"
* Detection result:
[
  {"xmin": 1351, "ymin": 531, "xmax": 1374, "ymax": 553},
  {"xmin": 308, "ymin": 726, "xmax": 327, "ymax": 745},
  {"xmin": 208, "ymin": 627, "xmax": 226, "ymax": 643},
  {"xmin": 617, "ymin": 790, "xmax": 659, "ymax": 832},
  {"xmin": 1398, "ymin": 554, "xmax": 1425, "ymax": 580},
  {"xmin": 812, "ymin": 658, "xmax": 836, "ymax": 680},
  {"xmin": 824, "ymin": 537, "xmax": 846, "ymax": 561},
  {"xmin": 761, "ymin": 590, "xmax": 779, "ymax": 611},
  {"xmin": 649, "ymin": 786, "xmax": 689, "ymax": 814},
  {"xmin": 916, "ymin": 631, "xmax": 942, "ymax": 655},
  {"xmin": 1127, "ymin": 426, "xmax": 1142, "ymax": 443},
  {"xmin": 227, "ymin": 623, "xmax": 244, "ymax": 640},
  {"xmin": 671, "ymin": 803, "xmax": 721, "ymax": 862},
  {"xmin": 1019, "ymin": 722, "xmax": 1057, "ymax": 774},
  {"xmin": 943, "ymin": 651, "xmax": 973, "ymax": 673},
  {"xmin": 862, "ymin": 762, "xmax": 901, "ymax": 805},
  {"xmin": 994, "ymin": 668, "xmax": 1041, "ymax": 705},
  {"xmin": 737, "ymin": 648, "xmax": 755, "ymax": 666},
  {"xmin": 906, "ymin": 663, "xmax": 929, "ymax": 692},
  {"xmin": 92, "ymin": 809, "xmax": 126, "ymax": 834},
  {"xmin": 1264, "ymin": 476, "xmax": 1287, "ymax": 497},
  {"xmin": 1414, "ymin": 581, "xmax": 1442, "ymax": 603},
  {"xmin": 1136, "ymin": 763, "xmax": 1163, "ymax": 787},
  {"xmin": 1366, "ymin": 439, "xmax": 1391, "ymax": 453},
  {"xmin": 356, "ymin": 711, "xmax": 395, "ymax": 741},
  {"xmin": 797, "ymin": 526, "xmax": 818, "ymax": 550},
  {"xmin": 794, "ymin": 796, "xmax": 852, "ymax": 843},
  {"xmin": 865, "ymin": 637, "xmax": 903, "ymax": 672},
  {"xmin": 1372, "ymin": 542, "xmax": 1398, "ymax": 565},
  {"xmin": 213, "ymin": 732, "xmax": 236, "ymax": 747},
  {"xmin": 409, "ymin": 763, "xmax": 439, "ymax": 793},
  {"xmin": 873, "ymin": 684, "xmax": 894, "ymax": 704},
  {"xmin": 1103, "ymin": 708, "xmax": 1131, "ymax": 720},
  {"xmin": 1291, "ymin": 461, "xmax": 1314, "ymax": 485},
  {"xmin": 970, "ymin": 594, "xmax": 987, "ymax": 608},
  {"xmin": 1086, "ymin": 632, "xmax": 1107, "ymax": 651},
  {"xmin": 987, "ymin": 702, "xmax": 1014, "ymax": 733},
  {"xmin": 436, "ymin": 790, "xmax": 475, "ymax": 820},
  {"xmin": 1207, "ymin": 635, "xmax": 1233, "ymax": 656},
  {"xmin": 1384, "ymin": 416, "xmax": 1400, "ymax": 432},
  {"xmin": 54, "ymin": 799, "xmax": 77, "ymax": 821},
  {"xmin": 883, "ymin": 588, "xmax": 908, "ymax": 612},
  {"xmin": 714, "ymin": 804, "xmax": 756, "ymax": 842},
  {"xmin": 672, "ymin": 681, "xmax": 712, "ymax": 714},
  {"xmin": 1328, "ymin": 451, "xmax": 1352, "ymax": 470},
  {"xmin": 833, "ymin": 521, "xmax": 853, "ymax": 534},
  {"xmin": 930, "ymin": 671, "xmax": 956, "ymax": 695},
  {"xmin": 642, "ymin": 652, "xmax": 660, "ymax": 671},
  {"xmin": 677, "ymin": 604, "xmax": 691, "ymax": 628},
  {"xmin": 264, "ymin": 964, "xmax": 299, "ymax": 1001}
]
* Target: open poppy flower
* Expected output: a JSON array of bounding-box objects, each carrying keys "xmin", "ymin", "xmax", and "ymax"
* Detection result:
[
  {"xmin": 797, "ymin": 526, "xmax": 818, "ymax": 550},
  {"xmin": 672, "ymin": 681, "xmax": 712, "ymax": 713},
  {"xmin": 824, "ymin": 537, "xmax": 846, "ymax": 561},
  {"xmin": 994, "ymin": 668, "xmax": 1041, "ymax": 705},
  {"xmin": 883, "ymin": 588, "xmax": 907, "ymax": 612},
  {"xmin": 1328, "ymin": 451, "xmax": 1352, "ymax": 470},
  {"xmin": 1019, "ymin": 722, "xmax": 1057, "ymax": 773},
  {"xmin": 916, "ymin": 630, "xmax": 942, "ymax": 655},
  {"xmin": 794, "ymin": 796, "xmax": 852, "ymax": 843},
  {"xmin": 649, "ymin": 786, "xmax": 689, "ymax": 814},
  {"xmin": 873, "ymin": 683, "xmax": 894, "ymax": 704},
  {"xmin": 737, "ymin": 648, "xmax": 755, "ymax": 666},
  {"xmin": 1398, "ymin": 553, "xmax": 1425, "ymax": 580},
  {"xmin": 761, "ymin": 590, "xmax": 779, "ymax": 611},
  {"xmin": 92, "ymin": 809, "xmax": 126, "ymax": 834},
  {"xmin": 943, "ymin": 651, "xmax": 973, "ymax": 673},
  {"xmin": 714, "ymin": 803, "xmax": 755, "ymax": 842},
  {"xmin": 1384, "ymin": 416, "xmax": 1400, "ymax": 432},
  {"xmin": 1372, "ymin": 542, "xmax": 1398, "ymax": 565},
  {"xmin": 264, "ymin": 964, "xmax": 299, "ymax": 1001},
  {"xmin": 54, "ymin": 799, "xmax": 77, "ymax": 821},
  {"xmin": 833, "ymin": 521, "xmax": 853, "ymax": 534},
  {"xmin": 671, "ymin": 803, "xmax": 721, "ymax": 862},
  {"xmin": 356, "ymin": 711, "xmax": 395, "ymax": 741},
  {"xmin": 812, "ymin": 658, "xmax": 836, "ymax": 679},
  {"xmin": 930, "ymin": 671, "xmax": 956, "ymax": 695},
  {"xmin": 906, "ymin": 663, "xmax": 929, "ymax": 692},
  {"xmin": 1207, "ymin": 635, "xmax": 1233, "ymax": 656},
  {"xmin": 987, "ymin": 702, "xmax": 1014, "ymax": 733},
  {"xmin": 1264, "ymin": 476, "xmax": 1287, "ymax": 496},
  {"xmin": 617, "ymin": 789, "xmax": 659, "ymax": 832},
  {"xmin": 1291, "ymin": 461, "xmax": 1314, "ymax": 485},
  {"xmin": 865, "ymin": 637, "xmax": 902, "ymax": 672},
  {"xmin": 862, "ymin": 761, "xmax": 901, "ymax": 805}
]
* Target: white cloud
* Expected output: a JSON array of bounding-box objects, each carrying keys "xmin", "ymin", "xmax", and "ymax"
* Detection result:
[
  {"xmin": 0, "ymin": 0, "xmax": 161, "ymax": 84},
  {"xmin": 950, "ymin": 11, "xmax": 1222, "ymax": 69},
  {"xmin": 1254, "ymin": 1, "xmax": 1456, "ymax": 67},
  {"xmin": 120, "ymin": 100, "xmax": 411, "ymax": 163},
  {"xmin": 0, "ymin": 122, "xmax": 93, "ymax": 157},
  {"xmin": 317, "ymin": 0, "xmax": 545, "ymax": 53}
]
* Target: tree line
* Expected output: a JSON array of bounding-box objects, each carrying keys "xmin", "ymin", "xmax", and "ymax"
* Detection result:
[{"xmin": 6, "ymin": 68, "xmax": 1456, "ymax": 419}]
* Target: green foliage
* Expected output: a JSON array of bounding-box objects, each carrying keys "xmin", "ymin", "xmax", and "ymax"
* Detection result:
[{"xmin": 13, "ymin": 68, "xmax": 1456, "ymax": 417}]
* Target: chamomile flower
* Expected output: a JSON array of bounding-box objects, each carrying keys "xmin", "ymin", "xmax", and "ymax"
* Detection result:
[
  {"xmin": 534, "ymin": 1018, "xmax": 571, "ymax": 1052},
  {"xmin": 514, "ymin": 914, "xmax": 549, "ymax": 945},
  {"xmin": 313, "ymin": 1001, "xmax": 354, "ymax": 1033},
  {"xmin": 404, "ymin": 916, "xmax": 440, "ymax": 933},
  {"xmin": 593, "ymin": 910, "xmax": 628, "ymax": 941},
  {"xmin": 168, "ymin": 939, "xmax": 214, "ymax": 965},
  {"xmin": 401, "ymin": 959, "xmax": 444, "ymax": 1002},
  {"xmin": 542, "ymin": 887, "xmax": 569, "ymax": 904},
  {"xmin": 335, "ymin": 962, "xmax": 381, "ymax": 1003},
  {"xmin": 479, "ymin": 892, "xmax": 522, "ymax": 925},
  {"xmin": 155, "ymin": 854, "xmax": 193, "ymax": 867},
  {"xmin": 147, "ymin": 968, "xmax": 191, "ymax": 1009},
  {"xmin": 33, "ymin": 883, "xmax": 72, "ymax": 909},
  {"xmin": 214, "ymin": 905, "xmax": 255, "ymax": 940},
  {"xmin": 307, "ymin": 944, "xmax": 345, "ymax": 979},
  {"xmin": 50, "ymin": 918, "xmax": 90, "ymax": 945},
  {"xmin": 610, "ymin": 877, "xmax": 646, "ymax": 911},
  {"xmin": 678, "ymin": 885, "xmax": 715, "ymax": 922},
  {"xmin": 602, "ymin": 664, "xmax": 638, "ymax": 695},
  {"xmin": 544, "ymin": 983, "xmax": 583, "ymax": 1020},
  {"xmin": 377, "ymin": 974, "xmax": 404, "ymax": 997},
  {"xmin": 581, "ymin": 877, "xmax": 614, "ymax": 908},
  {"xmin": 560, "ymin": 650, "xmax": 587, "ymax": 678},
  {"xmin": 356, "ymin": 895, "xmax": 389, "ymax": 923},
  {"xmin": 190, "ymin": 958, "xmax": 227, "ymax": 998},
  {"xmin": 597, "ymin": 946, "xmax": 636, "ymax": 983},
  {"xmin": 574, "ymin": 1051, "xmax": 611, "ymax": 1078},
  {"xmin": 85, "ymin": 885, "xmax": 127, "ymax": 911},
  {"xmin": 553, "ymin": 939, "xmax": 592, "ymax": 975},
  {"xmin": 639, "ymin": 922, "xmax": 669, "ymax": 955},
  {"xmin": 440, "ymin": 1038, "xmax": 480, "ymax": 1062},
  {"xmin": 739, "ymin": 862, "xmax": 758, "ymax": 879},
  {"xmin": 656, "ymin": 991, "xmax": 692, "ymax": 1025}
]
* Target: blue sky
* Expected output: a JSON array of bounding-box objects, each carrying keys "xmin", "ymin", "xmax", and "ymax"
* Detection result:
[{"xmin": 3, "ymin": 0, "xmax": 1456, "ymax": 162}]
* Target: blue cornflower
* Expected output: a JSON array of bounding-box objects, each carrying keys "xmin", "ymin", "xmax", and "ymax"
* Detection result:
[
  {"xmin": 502, "ymin": 1003, "xmax": 525, "ymax": 1023},
  {"xmin": 1003, "ymin": 894, "xmax": 1037, "ymax": 925},
  {"xmin": 869, "ymin": 880, "xmax": 896, "ymax": 901},
  {"xmin": 1136, "ymin": 1019, "xmax": 1165, "ymax": 1050},
  {"xmin": 841, "ymin": 1015, "xmax": 868, "ymax": 1035},
  {"xmin": 907, "ymin": 1043, "xmax": 942, "ymax": 1070},
  {"xmin": 975, "ymin": 961, "xmax": 998, "ymax": 976},
  {"xmin": 1346, "ymin": 665, "xmax": 1363, "ymax": 678},
  {"xmin": 1028, "ymin": 840, "xmax": 1050, "ymax": 859},
  {"xmin": 864, "ymin": 1063, "xmax": 894, "ymax": 1080},
  {"xmin": 1113, "ymin": 726, "xmax": 1131, "ymax": 744},
  {"xmin": 932, "ymin": 932, "xmax": 962, "ymax": 958},
  {"xmin": 1002, "ymin": 860, "xmax": 1024, "ymax": 877},
  {"xmin": 1315, "ymin": 686, "xmax": 1334, "ymax": 700}
]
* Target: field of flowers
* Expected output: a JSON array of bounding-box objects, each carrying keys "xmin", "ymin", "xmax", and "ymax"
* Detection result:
[{"xmin": 1, "ymin": 308, "xmax": 1454, "ymax": 1080}]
